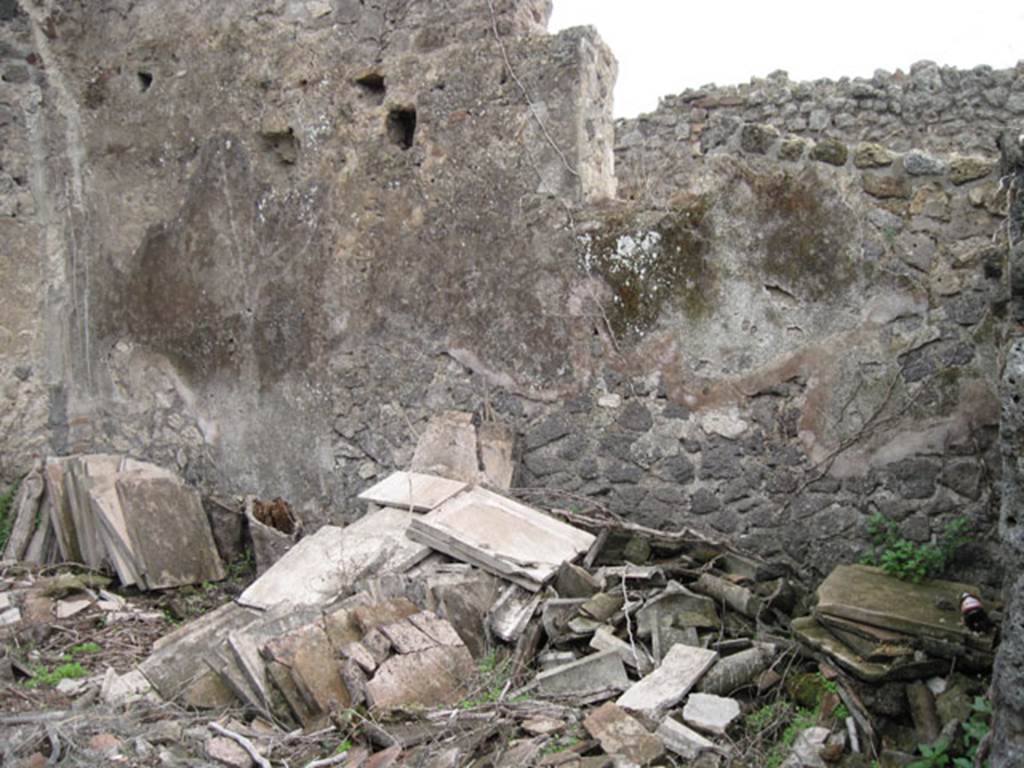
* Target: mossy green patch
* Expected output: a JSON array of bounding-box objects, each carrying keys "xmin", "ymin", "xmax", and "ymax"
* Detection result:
[
  {"xmin": 579, "ymin": 195, "xmax": 717, "ymax": 337},
  {"xmin": 750, "ymin": 168, "xmax": 858, "ymax": 301}
]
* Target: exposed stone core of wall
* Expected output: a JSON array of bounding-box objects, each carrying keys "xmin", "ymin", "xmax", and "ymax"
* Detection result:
[{"xmin": 0, "ymin": 2, "xmax": 1019, "ymax": 591}]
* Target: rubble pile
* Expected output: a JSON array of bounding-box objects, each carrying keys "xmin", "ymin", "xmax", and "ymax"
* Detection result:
[{"xmin": 0, "ymin": 413, "xmax": 1002, "ymax": 767}]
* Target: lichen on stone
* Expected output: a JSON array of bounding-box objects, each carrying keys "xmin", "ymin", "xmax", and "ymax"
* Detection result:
[{"xmin": 578, "ymin": 194, "xmax": 716, "ymax": 337}]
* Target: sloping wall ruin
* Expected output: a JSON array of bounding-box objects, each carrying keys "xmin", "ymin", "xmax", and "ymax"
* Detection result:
[{"xmin": 1, "ymin": 0, "xmax": 1021, "ymax": 601}]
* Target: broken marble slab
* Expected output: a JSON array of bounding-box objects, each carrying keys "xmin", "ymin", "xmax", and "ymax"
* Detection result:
[
  {"xmin": 682, "ymin": 692, "xmax": 741, "ymax": 736},
  {"xmin": 365, "ymin": 642, "xmax": 476, "ymax": 711},
  {"xmin": 262, "ymin": 619, "xmax": 352, "ymax": 729},
  {"xmin": 409, "ymin": 411, "xmax": 515, "ymax": 490},
  {"xmin": 534, "ymin": 650, "xmax": 630, "ymax": 704},
  {"xmin": 490, "ymin": 584, "xmax": 545, "ymax": 643},
  {"xmin": 140, "ymin": 602, "xmax": 260, "ymax": 705},
  {"xmin": 791, "ymin": 616, "xmax": 945, "ymax": 683},
  {"xmin": 116, "ymin": 474, "xmax": 225, "ymax": 589},
  {"xmin": 589, "ymin": 626, "xmax": 654, "ymax": 675},
  {"xmin": 238, "ymin": 507, "xmax": 431, "ymax": 610},
  {"xmin": 357, "ymin": 470, "xmax": 467, "ymax": 512},
  {"xmin": 815, "ymin": 565, "xmax": 992, "ymax": 649},
  {"xmin": 656, "ymin": 716, "xmax": 719, "ymax": 761},
  {"xmin": 582, "ymin": 702, "xmax": 664, "ymax": 765},
  {"xmin": 617, "ymin": 644, "xmax": 718, "ymax": 720},
  {"xmin": 407, "ymin": 486, "xmax": 595, "ymax": 591},
  {"xmin": 226, "ymin": 604, "xmax": 324, "ymax": 714}
]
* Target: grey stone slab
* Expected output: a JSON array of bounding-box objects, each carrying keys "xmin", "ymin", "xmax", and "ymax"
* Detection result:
[
  {"xmin": 489, "ymin": 584, "xmax": 544, "ymax": 642},
  {"xmin": 589, "ymin": 626, "xmax": 654, "ymax": 675},
  {"xmin": 116, "ymin": 475, "xmax": 224, "ymax": 589},
  {"xmin": 88, "ymin": 477, "xmax": 143, "ymax": 587},
  {"xmin": 617, "ymin": 644, "xmax": 718, "ymax": 720},
  {"xmin": 816, "ymin": 565, "xmax": 990, "ymax": 648},
  {"xmin": 357, "ymin": 470, "xmax": 467, "ymax": 512},
  {"xmin": 408, "ymin": 486, "xmax": 595, "ymax": 591},
  {"xmin": 682, "ymin": 693, "xmax": 741, "ymax": 736},
  {"xmin": 239, "ymin": 507, "xmax": 430, "ymax": 610},
  {"xmin": 534, "ymin": 650, "xmax": 630, "ymax": 704},
  {"xmin": 656, "ymin": 717, "xmax": 717, "ymax": 761},
  {"xmin": 583, "ymin": 702, "xmax": 664, "ymax": 765},
  {"xmin": 226, "ymin": 604, "xmax": 323, "ymax": 712},
  {"xmin": 44, "ymin": 458, "xmax": 79, "ymax": 563},
  {"xmin": 140, "ymin": 602, "xmax": 260, "ymax": 702},
  {"xmin": 366, "ymin": 644, "xmax": 476, "ymax": 710}
]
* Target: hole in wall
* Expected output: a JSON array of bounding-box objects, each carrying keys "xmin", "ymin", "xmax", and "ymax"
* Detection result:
[
  {"xmin": 355, "ymin": 72, "xmax": 386, "ymax": 105},
  {"xmin": 387, "ymin": 107, "xmax": 416, "ymax": 150},
  {"xmin": 137, "ymin": 71, "xmax": 153, "ymax": 92}
]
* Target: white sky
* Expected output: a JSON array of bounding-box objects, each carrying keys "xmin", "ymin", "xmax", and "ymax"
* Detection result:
[{"xmin": 548, "ymin": 1, "xmax": 1024, "ymax": 118}]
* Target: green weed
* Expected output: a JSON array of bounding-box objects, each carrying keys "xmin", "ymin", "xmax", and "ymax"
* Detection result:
[
  {"xmin": 862, "ymin": 513, "xmax": 973, "ymax": 582},
  {"xmin": 0, "ymin": 480, "xmax": 19, "ymax": 554},
  {"xmin": 68, "ymin": 642, "xmax": 101, "ymax": 656},
  {"xmin": 24, "ymin": 661, "xmax": 89, "ymax": 688}
]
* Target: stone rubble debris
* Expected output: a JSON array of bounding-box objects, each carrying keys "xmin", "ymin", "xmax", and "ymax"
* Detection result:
[{"xmin": 0, "ymin": 417, "xmax": 1005, "ymax": 767}]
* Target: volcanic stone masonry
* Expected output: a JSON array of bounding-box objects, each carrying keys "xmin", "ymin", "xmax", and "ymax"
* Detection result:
[{"xmin": 0, "ymin": 0, "xmax": 1022, "ymax": 643}]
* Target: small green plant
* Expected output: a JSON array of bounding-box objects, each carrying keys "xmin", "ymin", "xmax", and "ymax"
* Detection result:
[
  {"xmin": 833, "ymin": 703, "xmax": 850, "ymax": 722},
  {"xmin": 862, "ymin": 513, "xmax": 973, "ymax": 582},
  {"xmin": 24, "ymin": 661, "xmax": 89, "ymax": 688},
  {"xmin": 541, "ymin": 731, "xmax": 582, "ymax": 756},
  {"xmin": 334, "ymin": 740, "xmax": 352, "ymax": 755},
  {"xmin": 952, "ymin": 696, "xmax": 991, "ymax": 768},
  {"xmin": 68, "ymin": 642, "xmax": 101, "ymax": 656},
  {"xmin": 0, "ymin": 480, "xmax": 19, "ymax": 554},
  {"xmin": 909, "ymin": 737, "xmax": 951, "ymax": 768}
]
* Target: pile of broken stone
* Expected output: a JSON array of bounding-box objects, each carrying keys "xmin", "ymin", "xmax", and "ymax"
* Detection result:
[{"xmin": 0, "ymin": 413, "xmax": 1001, "ymax": 767}]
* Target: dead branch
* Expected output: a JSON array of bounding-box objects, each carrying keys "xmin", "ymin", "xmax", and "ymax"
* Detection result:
[{"xmin": 208, "ymin": 721, "xmax": 272, "ymax": 768}]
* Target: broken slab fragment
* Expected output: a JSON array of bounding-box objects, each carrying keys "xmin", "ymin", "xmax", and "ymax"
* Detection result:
[
  {"xmin": 582, "ymin": 702, "xmax": 664, "ymax": 766},
  {"xmin": 116, "ymin": 474, "xmax": 225, "ymax": 589},
  {"xmin": 408, "ymin": 486, "xmax": 595, "ymax": 591},
  {"xmin": 490, "ymin": 584, "xmax": 545, "ymax": 643},
  {"xmin": 238, "ymin": 508, "xmax": 430, "ymax": 610},
  {"xmin": 365, "ymin": 643, "xmax": 476, "ymax": 711},
  {"xmin": 617, "ymin": 644, "xmax": 718, "ymax": 720},
  {"xmin": 409, "ymin": 411, "xmax": 515, "ymax": 490},
  {"xmin": 262, "ymin": 620, "xmax": 352, "ymax": 729},
  {"xmin": 358, "ymin": 471, "xmax": 467, "ymax": 512},
  {"xmin": 589, "ymin": 626, "xmax": 654, "ymax": 675},
  {"xmin": 815, "ymin": 565, "xmax": 992, "ymax": 650},
  {"xmin": 682, "ymin": 692, "xmax": 742, "ymax": 736},
  {"xmin": 779, "ymin": 726, "xmax": 831, "ymax": 768},
  {"xmin": 534, "ymin": 650, "xmax": 630, "ymax": 704},
  {"xmin": 656, "ymin": 716, "xmax": 718, "ymax": 761},
  {"xmin": 791, "ymin": 616, "xmax": 945, "ymax": 683}
]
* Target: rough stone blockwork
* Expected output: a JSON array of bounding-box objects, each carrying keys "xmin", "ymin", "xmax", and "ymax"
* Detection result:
[{"xmin": 0, "ymin": 1, "xmax": 1020, "ymax": 596}]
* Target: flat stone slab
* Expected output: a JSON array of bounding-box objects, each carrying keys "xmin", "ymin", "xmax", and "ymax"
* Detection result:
[
  {"xmin": 116, "ymin": 475, "xmax": 225, "ymax": 589},
  {"xmin": 534, "ymin": 650, "xmax": 630, "ymax": 704},
  {"xmin": 238, "ymin": 507, "xmax": 430, "ymax": 610},
  {"xmin": 816, "ymin": 565, "xmax": 991, "ymax": 649},
  {"xmin": 682, "ymin": 692, "xmax": 741, "ymax": 736},
  {"xmin": 589, "ymin": 626, "xmax": 654, "ymax": 675},
  {"xmin": 365, "ymin": 644, "xmax": 476, "ymax": 710},
  {"xmin": 656, "ymin": 717, "xmax": 717, "ymax": 761},
  {"xmin": 263, "ymin": 620, "xmax": 352, "ymax": 728},
  {"xmin": 792, "ymin": 616, "xmax": 945, "ymax": 683},
  {"xmin": 617, "ymin": 644, "xmax": 718, "ymax": 720},
  {"xmin": 357, "ymin": 471, "xmax": 467, "ymax": 512},
  {"xmin": 408, "ymin": 486, "xmax": 595, "ymax": 591},
  {"xmin": 583, "ymin": 702, "xmax": 664, "ymax": 765}
]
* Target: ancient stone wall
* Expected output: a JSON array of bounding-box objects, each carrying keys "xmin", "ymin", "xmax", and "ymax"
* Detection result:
[
  {"xmin": 615, "ymin": 62, "xmax": 1024, "ymax": 205},
  {"xmin": 0, "ymin": 2, "xmax": 1017, "ymax": 588}
]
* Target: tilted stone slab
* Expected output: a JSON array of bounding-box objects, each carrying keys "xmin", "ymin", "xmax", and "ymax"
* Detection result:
[
  {"xmin": 656, "ymin": 717, "xmax": 718, "ymax": 761},
  {"xmin": 616, "ymin": 644, "xmax": 718, "ymax": 720},
  {"xmin": 357, "ymin": 471, "xmax": 467, "ymax": 512},
  {"xmin": 239, "ymin": 508, "xmax": 431, "ymax": 610},
  {"xmin": 682, "ymin": 692, "xmax": 742, "ymax": 736},
  {"xmin": 583, "ymin": 702, "xmax": 664, "ymax": 765},
  {"xmin": 815, "ymin": 565, "xmax": 991, "ymax": 649},
  {"xmin": 534, "ymin": 650, "xmax": 630, "ymax": 704},
  {"xmin": 116, "ymin": 474, "xmax": 225, "ymax": 589},
  {"xmin": 408, "ymin": 486, "xmax": 595, "ymax": 591}
]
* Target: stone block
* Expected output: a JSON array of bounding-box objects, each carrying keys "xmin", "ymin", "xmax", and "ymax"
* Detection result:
[
  {"xmin": 682, "ymin": 693, "xmax": 741, "ymax": 735},
  {"xmin": 583, "ymin": 702, "xmax": 664, "ymax": 765},
  {"xmin": 617, "ymin": 644, "xmax": 718, "ymax": 719},
  {"xmin": 534, "ymin": 650, "xmax": 630, "ymax": 703}
]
